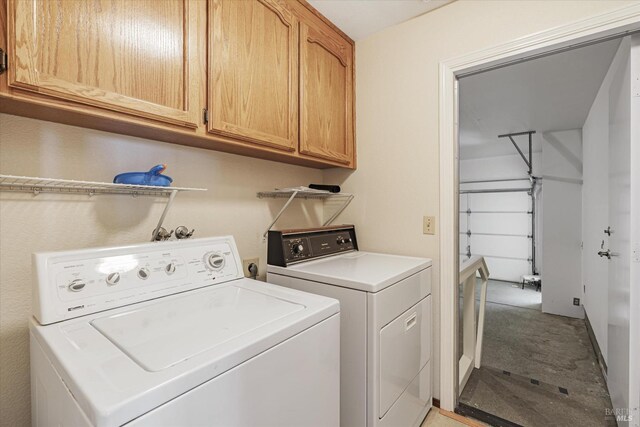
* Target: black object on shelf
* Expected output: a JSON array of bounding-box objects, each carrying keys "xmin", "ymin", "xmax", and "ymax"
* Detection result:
[{"xmin": 309, "ymin": 184, "xmax": 341, "ymax": 193}]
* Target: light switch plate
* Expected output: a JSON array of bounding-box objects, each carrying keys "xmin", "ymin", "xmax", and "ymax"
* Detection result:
[{"xmin": 423, "ymin": 216, "xmax": 435, "ymax": 235}]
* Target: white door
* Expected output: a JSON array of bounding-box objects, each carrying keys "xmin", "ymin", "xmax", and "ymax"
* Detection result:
[
  {"xmin": 606, "ymin": 35, "xmax": 638, "ymax": 426},
  {"xmin": 632, "ymin": 34, "xmax": 640, "ymax": 427}
]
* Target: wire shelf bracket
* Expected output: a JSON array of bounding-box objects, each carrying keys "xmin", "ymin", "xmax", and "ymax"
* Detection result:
[
  {"xmin": 0, "ymin": 174, "xmax": 207, "ymax": 242},
  {"xmin": 257, "ymin": 189, "xmax": 354, "ymax": 238}
]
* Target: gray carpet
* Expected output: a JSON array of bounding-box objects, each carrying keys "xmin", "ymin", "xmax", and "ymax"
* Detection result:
[{"xmin": 459, "ymin": 280, "xmax": 613, "ymax": 427}]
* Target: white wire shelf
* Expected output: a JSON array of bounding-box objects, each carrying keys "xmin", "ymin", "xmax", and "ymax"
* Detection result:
[
  {"xmin": 257, "ymin": 189, "xmax": 353, "ymax": 200},
  {"xmin": 0, "ymin": 174, "xmax": 206, "ymax": 197},
  {"xmin": 258, "ymin": 187, "xmax": 354, "ymax": 238}
]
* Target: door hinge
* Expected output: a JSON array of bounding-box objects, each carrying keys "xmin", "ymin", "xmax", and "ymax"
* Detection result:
[
  {"xmin": 203, "ymin": 108, "xmax": 209, "ymax": 124},
  {"xmin": 0, "ymin": 48, "xmax": 7, "ymax": 75}
]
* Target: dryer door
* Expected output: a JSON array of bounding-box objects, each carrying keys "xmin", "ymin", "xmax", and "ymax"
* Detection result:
[{"xmin": 379, "ymin": 295, "xmax": 432, "ymax": 417}]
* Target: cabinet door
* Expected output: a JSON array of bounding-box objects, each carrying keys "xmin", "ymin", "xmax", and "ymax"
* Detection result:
[
  {"xmin": 7, "ymin": 0, "xmax": 199, "ymax": 128},
  {"xmin": 299, "ymin": 20, "xmax": 353, "ymax": 165},
  {"xmin": 208, "ymin": 0, "xmax": 297, "ymax": 151}
]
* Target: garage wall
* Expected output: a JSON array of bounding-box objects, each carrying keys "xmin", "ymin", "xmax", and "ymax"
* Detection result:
[
  {"xmin": 460, "ymin": 129, "xmax": 584, "ymax": 317},
  {"xmin": 541, "ymin": 129, "xmax": 584, "ymax": 319},
  {"xmin": 582, "ymin": 36, "xmax": 633, "ymax": 366},
  {"xmin": 324, "ymin": 0, "xmax": 637, "ymax": 400}
]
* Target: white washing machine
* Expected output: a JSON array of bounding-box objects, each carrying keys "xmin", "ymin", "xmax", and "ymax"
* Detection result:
[
  {"xmin": 267, "ymin": 225, "xmax": 432, "ymax": 427},
  {"xmin": 30, "ymin": 236, "xmax": 340, "ymax": 427}
]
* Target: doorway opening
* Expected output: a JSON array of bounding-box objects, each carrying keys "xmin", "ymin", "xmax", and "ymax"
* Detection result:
[{"xmin": 454, "ymin": 32, "xmax": 638, "ymax": 427}]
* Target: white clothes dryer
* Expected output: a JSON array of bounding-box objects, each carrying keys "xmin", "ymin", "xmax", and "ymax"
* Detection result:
[{"xmin": 267, "ymin": 225, "xmax": 433, "ymax": 427}]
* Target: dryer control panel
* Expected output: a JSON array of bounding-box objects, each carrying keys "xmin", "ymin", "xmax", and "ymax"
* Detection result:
[
  {"xmin": 32, "ymin": 236, "xmax": 244, "ymax": 325},
  {"xmin": 268, "ymin": 225, "xmax": 358, "ymax": 266}
]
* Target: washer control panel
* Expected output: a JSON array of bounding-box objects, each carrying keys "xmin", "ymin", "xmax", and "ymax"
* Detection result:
[
  {"xmin": 268, "ymin": 225, "xmax": 357, "ymax": 266},
  {"xmin": 33, "ymin": 236, "xmax": 243, "ymax": 325}
]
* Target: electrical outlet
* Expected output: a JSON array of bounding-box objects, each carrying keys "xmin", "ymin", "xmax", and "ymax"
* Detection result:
[
  {"xmin": 573, "ymin": 297, "xmax": 581, "ymax": 306},
  {"xmin": 242, "ymin": 258, "xmax": 259, "ymax": 278},
  {"xmin": 423, "ymin": 216, "xmax": 435, "ymax": 235}
]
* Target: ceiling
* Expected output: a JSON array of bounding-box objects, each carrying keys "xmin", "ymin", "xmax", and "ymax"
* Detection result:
[
  {"xmin": 459, "ymin": 38, "xmax": 621, "ymax": 159},
  {"xmin": 308, "ymin": 0, "xmax": 453, "ymax": 41}
]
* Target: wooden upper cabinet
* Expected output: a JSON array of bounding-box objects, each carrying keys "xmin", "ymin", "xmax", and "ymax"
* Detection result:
[
  {"xmin": 208, "ymin": 0, "xmax": 297, "ymax": 152},
  {"xmin": 299, "ymin": 17, "xmax": 354, "ymax": 166},
  {"xmin": 7, "ymin": 0, "xmax": 199, "ymax": 128},
  {"xmin": 1, "ymin": 0, "xmax": 355, "ymax": 168}
]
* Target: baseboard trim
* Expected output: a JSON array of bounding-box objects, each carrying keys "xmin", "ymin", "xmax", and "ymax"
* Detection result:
[
  {"xmin": 440, "ymin": 407, "xmax": 487, "ymax": 427},
  {"xmin": 456, "ymin": 403, "xmax": 524, "ymax": 427},
  {"xmin": 584, "ymin": 311, "xmax": 608, "ymax": 379}
]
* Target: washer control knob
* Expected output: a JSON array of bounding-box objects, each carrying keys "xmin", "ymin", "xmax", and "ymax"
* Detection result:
[
  {"xmin": 137, "ymin": 268, "xmax": 150, "ymax": 280},
  {"xmin": 106, "ymin": 272, "xmax": 121, "ymax": 286},
  {"xmin": 165, "ymin": 263, "xmax": 176, "ymax": 275},
  {"xmin": 207, "ymin": 253, "xmax": 225, "ymax": 270},
  {"xmin": 292, "ymin": 243, "xmax": 304, "ymax": 254},
  {"xmin": 68, "ymin": 279, "xmax": 86, "ymax": 292},
  {"xmin": 337, "ymin": 238, "xmax": 347, "ymax": 245}
]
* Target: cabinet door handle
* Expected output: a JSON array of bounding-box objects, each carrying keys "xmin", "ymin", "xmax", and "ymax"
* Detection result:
[{"xmin": 0, "ymin": 49, "xmax": 7, "ymax": 75}]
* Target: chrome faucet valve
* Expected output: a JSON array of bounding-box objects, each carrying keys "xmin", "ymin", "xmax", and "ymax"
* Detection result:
[
  {"xmin": 175, "ymin": 226, "xmax": 195, "ymax": 240},
  {"xmin": 153, "ymin": 227, "xmax": 174, "ymax": 241}
]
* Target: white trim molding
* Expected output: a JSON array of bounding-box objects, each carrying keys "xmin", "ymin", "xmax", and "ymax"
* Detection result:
[{"xmin": 438, "ymin": 3, "xmax": 640, "ymax": 412}]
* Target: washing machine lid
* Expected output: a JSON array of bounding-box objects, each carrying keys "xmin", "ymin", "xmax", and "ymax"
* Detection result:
[
  {"xmin": 91, "ymin": 285, "xmax": 304, "ymax": 372},
  {"xmin": 268, "ymin": 251, "xmax": 432, "ymax": 292},
  {"xmin": 30, "ymin": 279, "xmax": 339, "ymax": 427}
]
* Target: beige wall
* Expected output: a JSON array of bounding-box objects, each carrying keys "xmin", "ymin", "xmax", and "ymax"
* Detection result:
[
  {"xmin": 325, "ymin": 0, "xmax": 636, "ymax": 400},
  {"xmin": 0, "ymin": 114, "xmax": 323, "ymax": 426}
]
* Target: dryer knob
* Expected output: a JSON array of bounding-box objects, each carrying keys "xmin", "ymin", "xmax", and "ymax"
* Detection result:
[{"xmin": 165, "ymin": 263, "xmax": 176, "ymax": 275}]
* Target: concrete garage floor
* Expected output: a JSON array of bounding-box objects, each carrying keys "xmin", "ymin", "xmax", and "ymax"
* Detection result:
[{"xmin": 458, "ymin": 280, "xmax": 614, "ymax": 427}]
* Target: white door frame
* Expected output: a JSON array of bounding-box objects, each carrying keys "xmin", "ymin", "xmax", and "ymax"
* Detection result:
[{"xmin": 438, "ymin": 4, "xmax": 640, "ymax": 412}]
